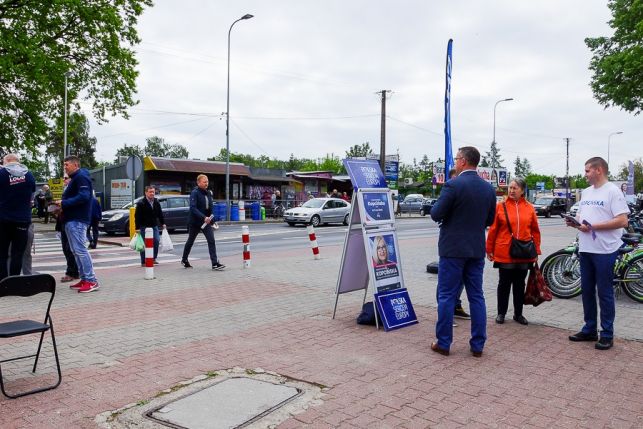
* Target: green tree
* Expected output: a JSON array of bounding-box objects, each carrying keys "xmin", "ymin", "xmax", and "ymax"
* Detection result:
[
  {"xmin": 481, "ymin": 141, "xmax": 504, "ymax": 168},
  {"xmin": 319, "ymin": 154, "xmax": 344, "ymax": 173},
  {"xmin": 46, "ymin": 112, "xmax": 98, "ymax": 176},
  {"xmin": 585, "ymin": 0, "xmax": 643, "ymax": 115},
  {"xmin": 0, "ymin": 0, "xmax": 154, "ymax": 152},
  {"xmin": 144, "ymin": 136, "xmax": 189, "ymax": 158},
  {"xmin": 514, "ymin": 156, "xmax": 532, "ymax": 177},
  {"xmin": 345, "ymin": 142, "xmax": 374, "ymax": 158},
  {"xmin": 114, "ymin": 144, "xmax": 144, "ymax": 163},
  {"xmin": 617, "ymin": 158, "xmax": 643, "ymax": 192},
  {"xmin": 525, "ymin": 174, "xmax": 555, "ymax": 190}
]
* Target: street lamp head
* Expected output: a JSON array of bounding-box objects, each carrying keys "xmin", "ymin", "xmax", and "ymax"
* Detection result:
[
  {"xmin": 241, "ymin": 14, "xmax": 254, "ymax": 20},
  {"xmin": 504, "ymin": 98, "xmax": 514, "ymax": 101}
]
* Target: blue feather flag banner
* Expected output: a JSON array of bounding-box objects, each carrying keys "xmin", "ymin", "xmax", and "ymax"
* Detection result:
[{"xmin": 444, "ymin": 39, "xmax": 454, "ymax": 175}]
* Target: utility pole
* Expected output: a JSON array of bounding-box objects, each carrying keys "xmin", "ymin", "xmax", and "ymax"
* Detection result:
[
  {"xmin": 564, "ymin": 137, "xmax": 571, "ymax": 210},
  {"xmin": 377, "ymin": 90, "xmax": 392, "ymax": 172}
]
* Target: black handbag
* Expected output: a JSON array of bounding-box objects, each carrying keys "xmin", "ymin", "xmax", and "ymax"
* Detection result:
[{"xmin": 502, "ymin": 203, "xmax": 538, "ymax": 260}]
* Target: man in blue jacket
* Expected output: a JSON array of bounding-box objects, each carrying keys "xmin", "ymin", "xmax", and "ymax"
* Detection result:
[
  {"xmin": 430, "ymin": 146, "xmax": 496, "ymax": 357},
  {"xmin": 0, "ymin": 153, "xmax": 36, "ymax": 280},
  {"xmin": 58, "ymin": 155, "xmax": 99, "ymax": 293},
  {"xmin": 181, "ymin": 174, "xmax": 225, "ymax": 270}
]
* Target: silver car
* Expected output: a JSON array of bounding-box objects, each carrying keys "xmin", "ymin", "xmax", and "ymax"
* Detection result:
[{"xmin": 283, "ymin": 198, "xmax": 351, "ymax": 227}]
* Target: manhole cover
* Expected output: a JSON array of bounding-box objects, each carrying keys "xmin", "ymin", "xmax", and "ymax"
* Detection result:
[
  {"xmin": 148, "ymin": 378, "xmax": 300, "ymax": 428},
  {"xmin": 97, "ymin": 369, "xmax": 325, "ymax": 429}
]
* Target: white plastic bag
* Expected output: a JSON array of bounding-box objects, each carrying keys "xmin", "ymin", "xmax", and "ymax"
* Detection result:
[
  {"xmin": 160, "ymin": 230, "xmax": 173, "ymax": 252},
  {"xmin": 129, "ymin": 233, "xmax": 139, "ymax": 251}
]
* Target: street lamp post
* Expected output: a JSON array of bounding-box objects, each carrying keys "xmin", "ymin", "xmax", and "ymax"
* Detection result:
[
  {"xmin": 607, "ymin": 131, "xmax": 623, "ymax": 174},
  {"xmin": 63, "ymin": 72, "xmax": 71, "ymax": 159},
  {"xmin": 492, "ymin": 97, "xmax": 514, "ymax": 146},
  {"xmin": 225, "ymin": 13, "xmax": 254, "ymax": 221}
]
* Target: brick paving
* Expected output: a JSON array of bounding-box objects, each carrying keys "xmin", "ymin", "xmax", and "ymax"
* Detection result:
[{"xmin": 1, "ymin": 222, "xmax": 642, "ymax": 428}]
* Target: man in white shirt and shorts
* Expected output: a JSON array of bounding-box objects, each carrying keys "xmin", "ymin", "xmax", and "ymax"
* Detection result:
[{"xmin": 566, "ymin": 157, "xmax": 629, "ymax": 350}]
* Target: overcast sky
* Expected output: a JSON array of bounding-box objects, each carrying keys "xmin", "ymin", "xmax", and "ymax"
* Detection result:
[{"xmin": 85, "ymin": 0, "xmax": 641, "ymax": 177}]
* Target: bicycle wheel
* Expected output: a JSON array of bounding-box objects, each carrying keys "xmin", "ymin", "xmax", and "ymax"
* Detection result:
[
  {"xmin": 621, "ymin": 255, "xmax": 643, "ymax": 303},
  {"xmin": 541, "ymin": 250, "xmax": 582, "ymax": 298}
]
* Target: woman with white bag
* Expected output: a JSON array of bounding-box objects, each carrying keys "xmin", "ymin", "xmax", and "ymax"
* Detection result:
[{"xmin": 134, "ymin": 186, "xmax": 166, "ymax": 266}]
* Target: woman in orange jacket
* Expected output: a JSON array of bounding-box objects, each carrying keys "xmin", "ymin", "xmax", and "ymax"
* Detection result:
[{"xmin": 486, "ymin": 177, "xmax": 541, "ymax": 325}]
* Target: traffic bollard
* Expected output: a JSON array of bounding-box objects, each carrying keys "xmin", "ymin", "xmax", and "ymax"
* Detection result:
[
  {"xmin": 307, "ymin": 225, "xmax": 320, "ymax": 260},
  {"xmin": 242, "ymin": 225, "xmax": 251, "ymax": 268},
  {"xmin": 144, "ymin": 227, "xmax": 155, "ymax": 280}
]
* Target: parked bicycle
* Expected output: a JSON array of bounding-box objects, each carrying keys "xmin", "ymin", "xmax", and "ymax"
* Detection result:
[{"xmin": 540, "ymin": 232, "xmax": 643, "ymax": 303}]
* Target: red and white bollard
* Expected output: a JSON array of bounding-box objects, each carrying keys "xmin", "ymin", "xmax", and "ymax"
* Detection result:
[
  {"xmin": 144, "ymin": 227, "xmax": 155, "ymax": 279},
  {"xmin": 307, "ymin": 225, "xmax": 320, "ymax": 260},
  {"xmin": 242, "ymin": 225, "xmax": 251, "ymax": 268}
]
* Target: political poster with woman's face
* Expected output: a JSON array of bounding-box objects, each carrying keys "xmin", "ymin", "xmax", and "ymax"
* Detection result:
[{"xmin": 366, "ymin": 230, "xmax": 403, "ymax": 293}]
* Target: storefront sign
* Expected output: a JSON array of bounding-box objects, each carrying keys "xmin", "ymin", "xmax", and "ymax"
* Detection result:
[{"xmin": 111, "ymin": 179, "xmax": 133, "ymax": 208}]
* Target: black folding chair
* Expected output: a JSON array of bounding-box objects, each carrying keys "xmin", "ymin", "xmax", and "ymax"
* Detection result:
[{"xmin": 0, "ymin": 274, "xmax": 61, "ymax": 398}]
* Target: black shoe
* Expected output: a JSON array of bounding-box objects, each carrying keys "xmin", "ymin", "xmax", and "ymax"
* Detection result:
[
  {"xmin": 212, "ymin": 262, "xmax": 226, "ymax": 271},
  {"xmin": 595, "ymin": 338, "xmax": 613, "ymax": 350},
  {"xmin": 454, "ymin": 306, "xmax": 471, "ymax": 320},
  {"xmin": 181, "ymin": 260, "xmax": 193, "ymax": 268},
  {"xmin": 495, "ymin": 314, "xmax": 505, "ymax": 324},
  {"xmin": 470, "ymin": 348, "xmax": 483, "ymax": 358},
  {"xmin": 568, "ymin": 331, "xmax": 598, "ymax": 342},
  {"xmin": 513, "ymin": 315, "xmax": 528, "ymax": 325}
]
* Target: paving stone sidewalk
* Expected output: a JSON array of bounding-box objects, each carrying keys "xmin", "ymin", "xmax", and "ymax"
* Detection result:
[{"xmin": 1, "ymin": 223, "xmax": 641, "ymax": 428}]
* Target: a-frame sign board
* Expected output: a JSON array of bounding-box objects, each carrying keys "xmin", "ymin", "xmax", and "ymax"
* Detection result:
[{"xmin": 333, "ymin": 159, "xmax": 418, "ymax": 331}]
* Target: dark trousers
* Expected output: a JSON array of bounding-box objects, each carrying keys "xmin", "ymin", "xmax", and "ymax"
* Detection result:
[
  {"xmin": 497, "ymin": 267, "xmax": 528, "ymax": 317},
  {"xmin": 436, "ymin": 257, "xmax": 487, "ymax": 352},
  {"xmin": 579, "ymin": 251, "xmax": 618, "ymax": 339},
  {"xmin": 182, "ymin": 224, "xmax": 219, "ymax": 265},
  {"xmin": 87, "ymin": 221, "xmax": 99, "ymax": 247},
  {"xmin": 61, "ymin": 228, "xmax": 79, "ymax": 278},
  {"xmin": 0, "ymin": 221, "xmax": 29, "ymax": 280}
]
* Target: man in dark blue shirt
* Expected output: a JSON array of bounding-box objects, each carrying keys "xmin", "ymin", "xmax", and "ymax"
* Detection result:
[{"xmin": 0, "ymin": 153, "xmax": 36, "ymax": 280}]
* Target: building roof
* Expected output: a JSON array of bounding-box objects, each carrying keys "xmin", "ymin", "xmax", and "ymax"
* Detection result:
[{"xmin": 144, "ymin": 157, "xmax": 251, "ymax": 176}]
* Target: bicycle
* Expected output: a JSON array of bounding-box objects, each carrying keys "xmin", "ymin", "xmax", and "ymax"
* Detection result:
[{"xmin": 540, "ymin": 232, "xmax": 643, "ymax": 303}]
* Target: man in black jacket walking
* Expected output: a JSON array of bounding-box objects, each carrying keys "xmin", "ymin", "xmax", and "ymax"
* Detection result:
[
  {"xmin": 135, "ymin": 186, "xmax": 166, "ymax": 266},
  {"xmin": 181, "ymin": 174, "xmax": 225, "ymax": 270}
]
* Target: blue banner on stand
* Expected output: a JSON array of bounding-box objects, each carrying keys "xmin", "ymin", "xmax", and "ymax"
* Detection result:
[
  {"xmin": 343, "ymin": 159, "xmax": 387, "ymax": 190},
  {"xmin": 374, "ymin": 288, "xmax": 418, "ymax": 331}
]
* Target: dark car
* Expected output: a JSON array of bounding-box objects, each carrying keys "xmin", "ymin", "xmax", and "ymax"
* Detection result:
[
  {"xmin": 533, "ymin": 196, "xmax": 567, "ymax": 218},
  {"xmin": 420, "ymin": 198, "xmax": 437, "ymax": 216},
  {"xmin": 397, "ymin": 195, "xmax": 425, "ymax": 214},
  {"xmin": 99, "ymin": 195, "xmax": 191, "ymax": 235}
]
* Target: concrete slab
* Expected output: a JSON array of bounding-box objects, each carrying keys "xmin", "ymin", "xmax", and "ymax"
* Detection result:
[{"xmin": 149, "ymin": 377, "xmax": 299, "ymax": 428}]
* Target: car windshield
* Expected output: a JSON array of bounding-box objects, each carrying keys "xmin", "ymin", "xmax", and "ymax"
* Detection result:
[
  {"xmin": 534, "ymin": 198, "xmax": 553, "ymax": 205},
  {"xmin": 301, "ymin": 199, "xmax": 324, "ymax": 208}
]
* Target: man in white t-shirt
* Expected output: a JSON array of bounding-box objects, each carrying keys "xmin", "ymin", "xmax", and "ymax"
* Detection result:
[{"xmin": 565, "ymin": 157, "xmax": 629, "ymax": 350}]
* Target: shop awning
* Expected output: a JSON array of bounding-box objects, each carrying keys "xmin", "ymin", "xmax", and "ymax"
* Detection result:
[{"xmin": 144, "ymin": 157, "xmax": 251, "ymax": 176}]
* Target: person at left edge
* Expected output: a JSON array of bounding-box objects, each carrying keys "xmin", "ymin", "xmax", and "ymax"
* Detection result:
[
  {"xmin": 0, "ymin": 153, "xmax": 36, "ymax": 280},
  {"xmin": 181, "ymin": 174, "xmax": 225, "ymax": 270},
  {"xmin": 135, "ymin": 186, "xmax": 166, "ymax": 266},
  {"xmin": 58, "ymin": 155, "xmax": 100, "ymax": 293}
]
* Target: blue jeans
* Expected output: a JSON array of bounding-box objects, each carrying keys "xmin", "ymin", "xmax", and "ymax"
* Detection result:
[
  {"xmin": 436, "ymin": 257, "xmax": 487, "ymax": 352},
  {"xmin": 139, "ymin": 226, "xmax": 160, "ymax": 264},
  {"xmin": 65, "ymin": 221, "xmax": 96, "ymax": 283},
  {"xmin": 579, "ymin": 251, "xmax": 618, "ymax": 339}
]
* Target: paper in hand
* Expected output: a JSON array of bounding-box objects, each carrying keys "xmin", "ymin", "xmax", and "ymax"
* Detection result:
[{"xmin": 561, "ymin": 214, "xmax": 581, "ymax": 227}]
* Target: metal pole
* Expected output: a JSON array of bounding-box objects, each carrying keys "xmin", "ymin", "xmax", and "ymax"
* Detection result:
[
  {"xmin": 63, "ymin": 73, "xmax": 69, "ymax": 160},
  {"xmin": 607, "ymin": 131, "xmax": 623, "ymax": 174},
  {"xmin": 492, "ymin": 98, "xmax": 514, "ymax": 147},
  {"xmin": 225, "ymin": 14, "xmax": 253, "ymax": 222}
]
